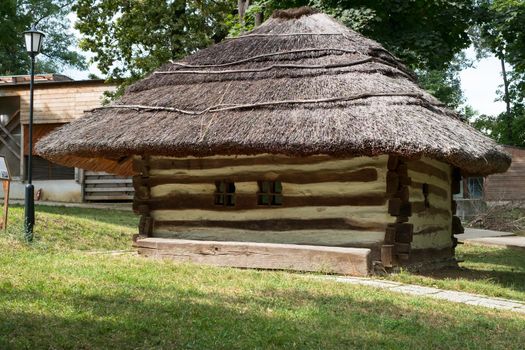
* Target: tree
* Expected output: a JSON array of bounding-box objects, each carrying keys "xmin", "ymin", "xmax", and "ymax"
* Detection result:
[
  {"xmin": 473, "ymin": 0, "xmax": 525, "ymax": 145},
  {"xmin": 0, "ymin": 0, "xmax": 86, "ymax": 75},
  {"xmin": 471, "ymin": 106, "xmax": 525, "ymax": 147},
  {"xmin": 74, "ymin": 0, "xmax": 234, "ymax": 96}
]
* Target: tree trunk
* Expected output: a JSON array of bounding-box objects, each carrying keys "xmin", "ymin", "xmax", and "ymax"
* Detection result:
[
  {"xmin": 238, "ymin": 0, "xmax": 250, "ymax": 25},
  {"xmin": 254, "ymin": 11, "xmax": 264, "ymax": 27},
  {"xmin": 500, "ymin": 56, "xmax": 513, "ymax": 143}
]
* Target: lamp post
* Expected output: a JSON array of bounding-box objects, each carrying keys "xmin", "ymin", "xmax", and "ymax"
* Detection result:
[{"xmin": 23, "ymin": 26, "xmax": 45, "ymax": 241}]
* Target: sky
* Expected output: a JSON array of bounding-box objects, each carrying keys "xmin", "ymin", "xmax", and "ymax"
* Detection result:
[
  {"xmin": 459, "ymin": 47, "xmax": 506, "ymax": 116},
  {"xmin": 63, "ymin": 14, "xmax": 507, "ymax": 117}
]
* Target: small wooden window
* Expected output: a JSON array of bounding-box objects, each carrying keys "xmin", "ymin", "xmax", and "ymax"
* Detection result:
[
  {"xmin": 422, "ymin": 183, "xmax": 430, "ymax": 209},
  {"xmin": 257, "ymin": 180, "xmax": 283, "ymax": 206},
  {"xmin": 215, "ymin": 180, "xmax": 236, "ymax": 206}
]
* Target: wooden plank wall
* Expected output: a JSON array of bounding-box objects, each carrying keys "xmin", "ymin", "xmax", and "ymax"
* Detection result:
[
  {"xmin": 406, "ymin": 156, "xmax": 454, "ymax": 258},
  {"xmin": 133, "ymin": 155, "xmax": 391, "ymax": 251},
  {"xmin": 0, "ymin": 82, "xmax": 113, "ymax": 124},
  {"xmin": 484, "ymin": 146, "xmax": 525, "ymax": 201}
]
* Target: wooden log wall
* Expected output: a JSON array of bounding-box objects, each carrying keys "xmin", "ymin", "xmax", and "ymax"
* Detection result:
[
  {"xmin": 406, "ymin": 156, "xmax": 455, "ymax": 263},
  {"xmin": 451, "ymin": 167, "xmax": 464, "ymax": 248},
  {"xmin": 381, "ymin": 156, "xmax": 413, "ymax": 267},
  {"xmin": 132, "ymin": 154, "xmax": 392, "ymax": 252}
]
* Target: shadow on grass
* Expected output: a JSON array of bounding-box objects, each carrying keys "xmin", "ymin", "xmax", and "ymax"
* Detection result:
[
  {"xmin": 419, "ymin": 246, "xmax": 525, "ymax": 293},
  {"xmin": 0, "ymin": 283, "xmax": 521, "ymax": 349}
]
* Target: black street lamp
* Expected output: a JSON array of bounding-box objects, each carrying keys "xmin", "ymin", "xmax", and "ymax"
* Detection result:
[{"xmin": 23, "ymin": 26, "xmax": 45, "ymax": 241}]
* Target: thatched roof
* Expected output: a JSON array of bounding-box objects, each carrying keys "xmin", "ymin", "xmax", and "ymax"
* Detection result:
[{"xmin": 36, "ymin": 7, "xmax": 510, "ymax": 176}]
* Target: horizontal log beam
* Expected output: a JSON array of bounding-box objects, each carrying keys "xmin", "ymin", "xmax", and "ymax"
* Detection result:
[
  {"xmin": 388, "ymin": 198, "xmax": 412, "ymax": 217},
  {"xmin": 144, "ymin": 168, "xmax": 379, "ymax": 185},
  {"xmin": 135, "ymin": 238, "xmax": 372, "ymax": 276},
  {"xmin": 154, "ymin": 218, "xmax": 386, "ymax": 232},
  {"xmin": 411, "ymin": 202, "xmax": 450, "ymax": 216},
  {"xmin": 411, "ymin": 181, "xmax": 448, "ymax": 200},
  {"xmin": 414, "ymin": 225, "xmax": 450, "ymax": 236},
  {"xmin": 407, "ymin": 160, "xmax": 449, "ymax": 182},
  {"xmin": 143, "ymin": 155, "xmax": 340, "ymax": 170},
  {"xmin": 134, "ymin": 193, "xmax": 388, "ymax": 211}
]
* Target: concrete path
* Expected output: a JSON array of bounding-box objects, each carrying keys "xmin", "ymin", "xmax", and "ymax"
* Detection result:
[
  {"xmin": 315, "ymin": 276, "xmax": 525, "ymax": 314},
  {"xmin": 463, "ymin": 236, "xmax": 525, "ymax": 250},
  {"xmin": 458, "ymin": 228, "xmax": 525, "ymax": 250},
  {"xmin": 459, "ymin": 228, "xmax": 515, "ymax": 240}
]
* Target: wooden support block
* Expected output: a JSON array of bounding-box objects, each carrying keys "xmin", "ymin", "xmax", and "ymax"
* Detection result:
[
  {"xmin": 381, "ymin": 245, "xmax": 395, "ymax": 267},
  {"xmin": 387, "ymin": 156, "xmax": 399, "ymax": 171},
  {"xmin": 396, "ymin": 216, "xmax": 409, "ymax": 223},
  {"xmin": 395, "ymin": 242, "xmax": 411, "ymax": 254},
  {"xmin": 139, "ymin": 215, "xmax": 154, "ymax": 236},
  {"xmin": 136, "ymin": 238, "xmax": 373, "ymax": 276},
  {"xmin": 395, "ymin": 223, "xmax": 414, "ymax": 243},
  {"xmin": 397, "ymin": 253, "xmax": 410, "ymax": 261},
  {"xmin": 385, "ymin": 225, "xmax": 396, "ymax": 244},
  {"xmin": 388, "ymin": 198, "xmax": 402, "ymax": 215},
  {"xmin": 132, "ymin": 175, "xmax": 149, "ymax": 188},
  {"xmin": 397, "ymin": 163, "xmax": 408, "ymax": 176},
  {"xmin": 388, "ymin": 199, "xmax": 412, "ymax": 217},
  {"xmin": 452, "ymin": 216, "xmax": 464, "ymax": 234},
  {"xmin": 134, "ymin": 186, "xmax": 150, "ymax": 200},
  {"xmin": 386, "ymin": 171, "xmax": 399, "ymax": 195},
  {"xmin": 396, "ymin": 186, "xmax": 410, "ymax": 202},
  {"xmin": 132, "ymin": 156, "xmax": 151, "ymax": 176},
  {"xmin": 399, "ymin": 175, "xmax": 411, "ymax": 186}
]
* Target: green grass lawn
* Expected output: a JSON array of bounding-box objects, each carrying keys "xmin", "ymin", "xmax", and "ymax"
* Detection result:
[
  {"xmin": 384, "ymin": 244, "xmax": 525, "ymax": 302},
  {"xmin": 1, "ymin": 205, "xmax": 524, "ymax": 349}
]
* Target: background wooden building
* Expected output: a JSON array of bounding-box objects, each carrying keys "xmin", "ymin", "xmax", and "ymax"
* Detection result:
[
  {"xmin": 0, "ymin": 74, "xmax": 132, "ymax": 202},
  {"xmin": 36, "ymin": 8, "xmax": 510, "ymax": 275},
  {"xmin": 455, "ymin": 146, "xmax": 525, "ymax": 219}
]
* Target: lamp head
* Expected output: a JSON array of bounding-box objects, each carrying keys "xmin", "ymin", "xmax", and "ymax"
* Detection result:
[{"xmin": 24, "ymin": 26, "xmax": 45, "ymax": 56}]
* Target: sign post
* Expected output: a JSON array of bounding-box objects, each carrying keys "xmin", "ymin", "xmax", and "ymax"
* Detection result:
[{"xmin": 0, "ymin": 156, "xmax": 11, "ymax": 231}]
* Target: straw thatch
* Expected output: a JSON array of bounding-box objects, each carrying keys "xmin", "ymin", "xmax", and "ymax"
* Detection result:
[{"xmin": 36, "ymin": 7, "xmax": 510, "ymax": 176}]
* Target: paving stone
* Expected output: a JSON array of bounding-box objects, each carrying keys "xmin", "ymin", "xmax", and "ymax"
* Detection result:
[
  {"xmin": 428, "ymin": 290, "xmax": 480, "ymax": 303},
  {"xmin": 390, "ymin": 285, "xmax": 442, "ymax": 296},
  {"xmin": 312, "ymin": 275, "xmax": 525, "ymax": 314},
  {"xmin": 334, "ymin": 277, "xmax": 401, "ymax": 288},
  {"xmin": 464, "ymin": 298, "xmax": 525, "ymax": 310}
]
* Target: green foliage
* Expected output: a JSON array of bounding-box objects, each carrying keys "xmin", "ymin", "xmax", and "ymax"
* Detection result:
[
  {"xmin": 471, "ymin": 105, "xmax": 525, "ymax": 147},
  {"xmin": 236, "ymin": 0, "xmax": 475, "ymax": 72},
  {"xmin": 416, "ymin": 53, "xmax": 473, "ymax": 109},
  {"xmin": 469, "ymin": 0, "xmax": 525, "ymax": 146},
  {"xmin": 74, "ymin": 0, "xmax": 235, "ymax": 95},
  {"xmin": 0, "ymin": 0, "xmax": 86, "ymax": 75},
  {"xmin": 476, "ymin": 0, "xmax": 525, "ymax": 104}
]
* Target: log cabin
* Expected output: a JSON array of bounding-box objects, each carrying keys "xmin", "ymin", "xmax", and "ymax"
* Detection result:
[
  {"xmin": 36, "ymin": 7, "xmax": 511, "ymax": 275},
  {"xmin": 0, "ymin": 74, "xmax": 132, "ymax": 202}
]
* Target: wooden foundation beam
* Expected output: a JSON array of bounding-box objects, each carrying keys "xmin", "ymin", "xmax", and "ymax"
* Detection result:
[{"xmin": 135, "ymin": 238, "xmax": 372, "ymax": 276}]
